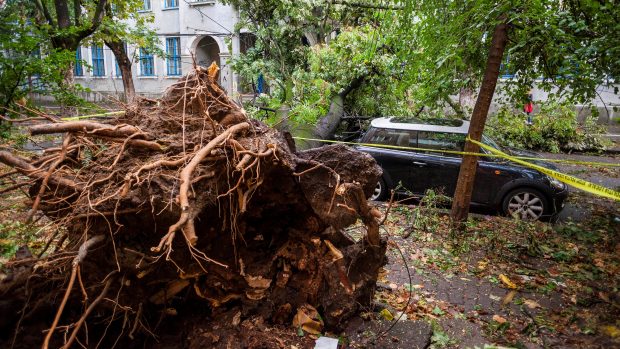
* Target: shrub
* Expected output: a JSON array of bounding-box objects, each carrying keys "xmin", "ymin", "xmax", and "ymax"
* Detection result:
[{"xmin": 487, "ymin": 103, "xmax": 610, "ymax": 153}]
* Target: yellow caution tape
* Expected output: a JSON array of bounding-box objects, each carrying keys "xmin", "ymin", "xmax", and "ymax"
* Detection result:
[
  {"xmin": 293, "ymin": 136, "xmax": 620, "ymax": 168},
  {"xmin": 55, "ymin": 113, "xmax": 618, "ymax": 170},
  {"xmin": 292, "ymin": 136, "xmax": 619, "ymax": 201},
  {"xmin": 61, "ymin": 110, "xmax": 125, "ymax": 121},
  {"xmin": 468, "ymin": 137, "xmax": 620, "ymax": 201}
]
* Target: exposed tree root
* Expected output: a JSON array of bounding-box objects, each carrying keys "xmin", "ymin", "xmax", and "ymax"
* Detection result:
[{"xmin": 0, "ymin": 66, "xmax": 387, "ymax": 349}]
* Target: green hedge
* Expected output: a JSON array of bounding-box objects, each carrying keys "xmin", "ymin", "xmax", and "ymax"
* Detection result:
[{"xmin": 487, "ymin": 103, "xmax": 610, "ymax": 153}]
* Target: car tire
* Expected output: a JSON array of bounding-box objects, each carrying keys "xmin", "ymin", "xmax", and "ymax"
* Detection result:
[
  {"xmin": 502, "ymin": 188, "xmax": 548, "ymax": 221},
  {"xmin": 370, "ymin": 178, "xmax": 388, "ymax": 201}
]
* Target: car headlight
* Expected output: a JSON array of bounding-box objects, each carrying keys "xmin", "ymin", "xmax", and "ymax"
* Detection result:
[{"xmin": 546, "ymin": 176, "xmax": 565, "ymax": 190}]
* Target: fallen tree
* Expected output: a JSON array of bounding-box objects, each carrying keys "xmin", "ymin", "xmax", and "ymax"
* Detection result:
[{"xmin": 0, "ymin": 65, "xmax": 387, "ymax": 348}]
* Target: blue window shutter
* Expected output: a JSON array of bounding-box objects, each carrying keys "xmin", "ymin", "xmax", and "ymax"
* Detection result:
[
  {"xmin": 91, "ymin": 45, "xmax": 105, "ymax": 77},
  {"xmin": 140, "ymin": 48, "xmax": 154, "ymax": 76},
  {"xmin": 166, "ymin": 37, "xmax": 181, "ymax": 75},
  {"xmin": 165, "ymin": 0, "xmax": 178, "ymax": 8},
  {"xmin": 74, "ymin": 47, "xmax": 83, "ymax": 76}
]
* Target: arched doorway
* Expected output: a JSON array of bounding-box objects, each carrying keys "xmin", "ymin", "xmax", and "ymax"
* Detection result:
[{"xmin": 195, "ymin": 36, "xmax": 221, "ymax": 82}]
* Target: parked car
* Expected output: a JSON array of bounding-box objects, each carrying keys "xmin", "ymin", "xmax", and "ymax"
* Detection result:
[{"xmin": 357, "ymin": 117, "xmax": 569, "ymax": 220}]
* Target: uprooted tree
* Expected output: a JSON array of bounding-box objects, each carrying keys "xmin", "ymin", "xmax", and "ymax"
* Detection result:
[{"xmin": 0, "ymin": 65, "xmax": 387, "ymax": 348}]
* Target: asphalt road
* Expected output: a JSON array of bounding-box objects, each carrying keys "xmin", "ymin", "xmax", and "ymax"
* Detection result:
[{"xmin": 538, "ymin": 151, "xmax": 620, "ymax": 222}]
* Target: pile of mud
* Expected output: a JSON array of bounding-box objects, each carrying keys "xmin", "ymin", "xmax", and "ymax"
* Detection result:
[{"xmin": 0, "ymin": 65, "xmax": 386, "ymax": 348}]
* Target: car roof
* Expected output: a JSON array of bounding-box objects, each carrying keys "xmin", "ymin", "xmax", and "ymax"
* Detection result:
[{"xmin": 370, "ymin": 117, "xmax": 471, "ymax": 134}]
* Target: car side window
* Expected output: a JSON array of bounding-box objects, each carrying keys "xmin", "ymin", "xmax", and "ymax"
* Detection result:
[
  {"xmin": 365, "ymin": 128, "xmax": 417, "ymax": 149},
  {"xmin": 417, "ymin": 131, "xmax": 465, "ymax": 157}
]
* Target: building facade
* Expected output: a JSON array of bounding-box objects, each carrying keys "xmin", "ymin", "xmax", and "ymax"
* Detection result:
[{"xmin": 74, "ymin": 0, "xmax": 247, "ymax": 100}]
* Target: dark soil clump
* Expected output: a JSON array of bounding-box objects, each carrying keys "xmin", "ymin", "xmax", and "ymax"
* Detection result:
[{"xmin": 0, "ymin": 65, "xmax": 386, "ymax": 348}]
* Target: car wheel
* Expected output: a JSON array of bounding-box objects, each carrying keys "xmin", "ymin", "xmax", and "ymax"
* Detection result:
[
  {"xmin": 370, "ymin": 178, "xmax": 388, "ymax": 201},
  {"xmin": 502, "ymin": 188, "xmax": 548, "ymax": 221}
]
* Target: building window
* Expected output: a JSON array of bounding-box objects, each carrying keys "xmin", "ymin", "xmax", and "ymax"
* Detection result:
[
  {"xmin": 164, "ymin": 0, "xmax": 178, "ymax": 8},
  {"xmin": 142, "ymin": 0, "xmax": 151, "ymax": 10},
  {"xmin": 74, "ymin": 47, "xmax": 83, "ymax": 76},
  {"xmin": 166, "ymin": 37, "xmax": 181, "ymax": 76},
  {"xmin": 91, "ymin": 45, "xmax": 105, "ymax": 77},
  {"xmin": 139, "ymin": 48, "xmax": 154, "ymax": 76}
]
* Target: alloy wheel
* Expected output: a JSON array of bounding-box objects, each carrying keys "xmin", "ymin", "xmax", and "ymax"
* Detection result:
[
  {"xmin": 370, "ymin": 181, "xmax": 383, "ymax": 201},
  {"xmin": 507, "ymin": 192, "xmax": 544, "ymax": 220}
]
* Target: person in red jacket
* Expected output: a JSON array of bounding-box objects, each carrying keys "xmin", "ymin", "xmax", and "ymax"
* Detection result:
[{"xmin": 524, "ymin": 93, "xmax": 534, "ymax": 125}]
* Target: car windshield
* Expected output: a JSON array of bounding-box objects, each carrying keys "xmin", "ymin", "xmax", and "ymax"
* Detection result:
[{"xmin": 482, "ymin": 135, "xmax": 503, "ymax": 152}]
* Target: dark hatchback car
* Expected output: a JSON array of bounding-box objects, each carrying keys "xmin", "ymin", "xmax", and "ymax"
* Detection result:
[{"xmin": 358, "ymin": 117, "xmax": 569, "ymax": 220}]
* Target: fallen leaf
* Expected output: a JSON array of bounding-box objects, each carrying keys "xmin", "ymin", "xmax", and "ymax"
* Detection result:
[
  {"xmin": 489, "ymin": 294, "xmax": 501, "ymax": 302},
  {"xmin": 404, "ymin": 283, "xmax": 424, "ymax": 291},
  {"xmin": 499, "ymin": 274, "xmax": 518, "ymax": 289},
  {"xmin": 501, "ymin": 290, "xmax": 517, "ymax": 307},
  {"xmin": 432, "ymin": 306, "xmax": 445, "ymax": 316},
  {"xmin": 292, "ymin": 304, "xmax": 323, "ymax": 335},
  {"xmin": 570, "ymin": 294, "xmax": 577, "ymax": 304},
  {"xmin": 601, "ymin": 325, "xmax": 620, "ymax": 338},
  {"xmin": 523, "ymin": 299, "xmax": 540, "ymax": 309},
  {"xmin": 164, "ymin": 308, "xmax": 177, "ymax": 316},
  {"xmin": 598, "ymin": 292, "xmax": 610, "ymax": 303},
  {"xmin": 379, "ymin": 308, "xmax": 394, "ymax": 321},
  {"xmin": 492, "ymin": 315, "xmax": 507, "ymax": 324}
]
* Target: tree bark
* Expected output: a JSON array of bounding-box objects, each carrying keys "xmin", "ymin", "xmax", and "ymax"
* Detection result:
[
  {"xmin": 312, "ymin": 75, "xmax": 366, "ymax": 142},
  {"xmin": 105, "ymin": 39, "xmax": 135, "ymax": 103},
  {"xmin": 450, "ymin": 17, "xmax": 508, "ymax": 224}
]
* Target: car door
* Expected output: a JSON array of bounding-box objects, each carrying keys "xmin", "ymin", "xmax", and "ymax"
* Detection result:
[
  {"xmin": 411, "ymin": 131, "xmax": 465, "ymax": 197},
  {"xmin": 359, "ymin": 128, "xmax": 419, "ymax": 192},
  {"xmin": 471, "ymin": 144, "xmax": 516, "ymax": 205}
]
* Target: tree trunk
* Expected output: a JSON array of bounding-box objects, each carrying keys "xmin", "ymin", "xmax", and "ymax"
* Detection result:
[
  {"xmin": 312, "ymin": 75, "xmax": 366, "ymax": 142},
  {"xmin": 445, "ymin": 96, "xmax": 465, "ymax": 119},
  {"xmin": 60, "ymin": 65, "xmax": 76, "ymax": 115},
  {"xmin": 450, "ymin": 18, "xmax": 508, "ymax": 224},
  {"xmin": 105, "ymin": 40, "xmax": 135, "ymax": 103}
]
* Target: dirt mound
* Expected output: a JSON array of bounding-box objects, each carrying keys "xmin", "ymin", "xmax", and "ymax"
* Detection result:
[{"xmin": 0, "ymin": 66, "xmax": 386, "ymax": 348}]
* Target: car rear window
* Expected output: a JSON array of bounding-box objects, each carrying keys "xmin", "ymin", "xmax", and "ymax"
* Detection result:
[{"xmin": 363, "ymin": 128, "xmax": 417, "ymax": 148}]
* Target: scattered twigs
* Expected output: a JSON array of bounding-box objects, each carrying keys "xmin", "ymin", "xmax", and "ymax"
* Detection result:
[
  {"xmin": 0, "ymin": 169, "xmax": 18, "ymax": 180},
  {"xmin": 1, "ymin": 105, "xmax": 58, "ymax": 123},
  {"xmin": 379, "ymin": 190, "xmax": 396, "ymax": 225},
  {"xmin": 42, "ymin": 235, "xmax": 105, "ymax": 349},
  {"xmin": 0, "ymin": 180, "xmax": 32, "ymax": 194},
  {"xmin": 0, "ymin": 115, "xmax": 48, "ymax": 123}
]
